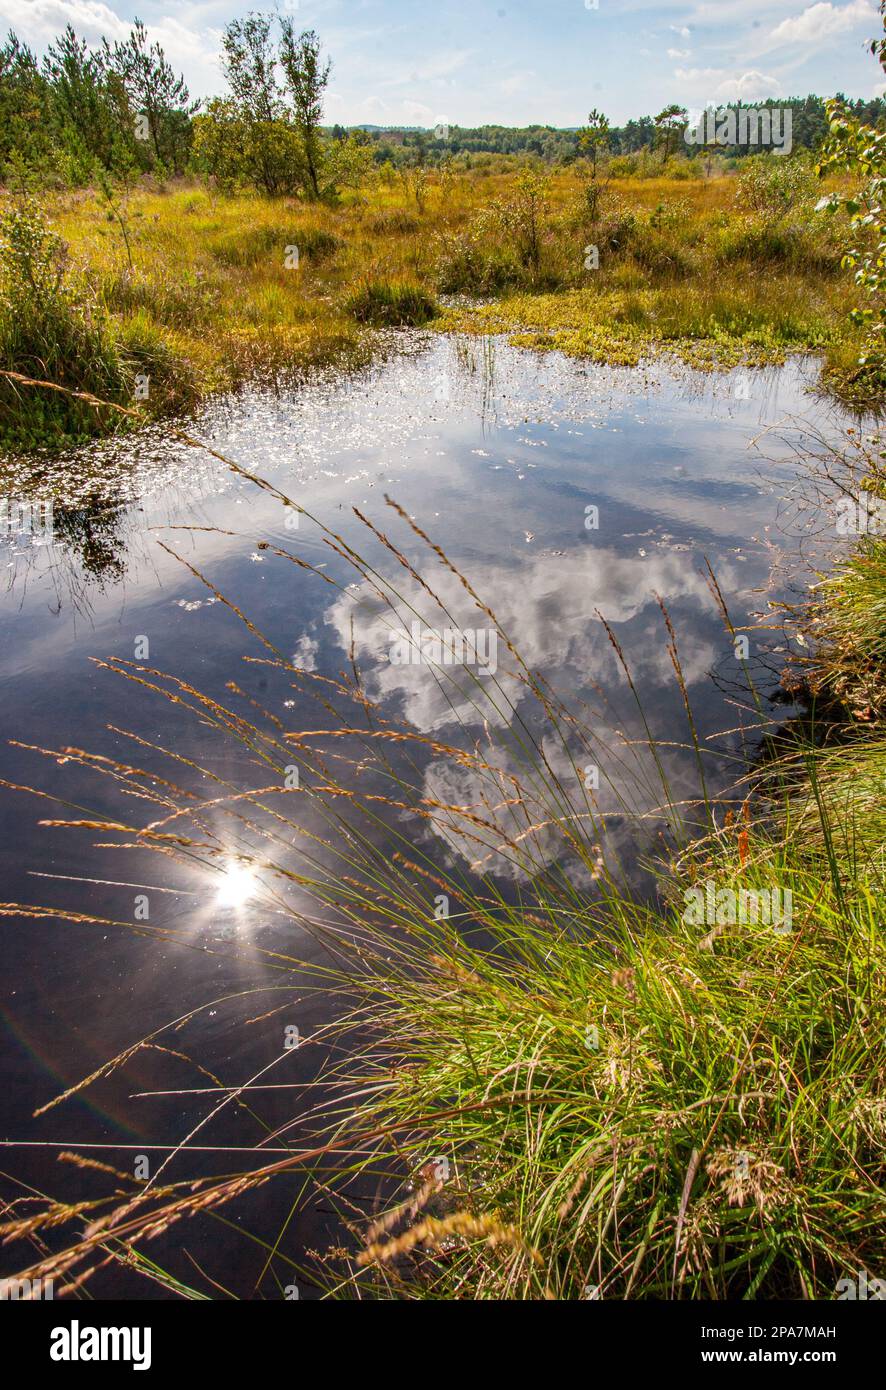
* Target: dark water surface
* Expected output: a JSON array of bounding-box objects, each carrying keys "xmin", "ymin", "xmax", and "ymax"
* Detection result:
[{"xmin": 0, "ymin": 337, "xmax": 844, "ymax": 1295}]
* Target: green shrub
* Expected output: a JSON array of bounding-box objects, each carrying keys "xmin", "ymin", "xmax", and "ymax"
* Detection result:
[
  {"xmin": 736, "ymin": 154, "xmax": 818, "ymax": 223},
  {"xmin": 648, "ymin": 198, "xmax": 691, "ymax": 230},
  {"xmin": 594, "ymin": 200, "xmax": 638, "ymax": 253},
  {"xmin": 606, "ymin": 153, "xmax": 640, "ymax": 179},
  {"xmin": 0, "ymin": 198, "xmax": 199, "ymax": 446},
  {"xmin": 714, "ymin": 215, "xmax": 842, "ymax": 272},
  {"xmin": 207, "ymin": 223, "xmax": 283, "ymax": 267},
  {"xmin": 606, "ymin": 149, "xmax": 669, "ymax": 180},
  {"xmin": 297, "ymin": 226, "xmax": 340, "ymax": 260},
  {"xmin": 435, "ymin": 229, "xmax": 524, "ymax": 295},
  {"xmin": 192, "ymin": 100, "xmax": 307, "ymax": 197},
  {"xmin": 0, "ymin": 196, "xmax": 130, "ymax": 444},
  {"xmin": 630, "ymin": 226, "xmax": 694, "ymax": 278},
  {"xmin": 664, "ymin": 159, "xmax": 698, "ymax": 180},
  {"xmin": 346, "ymin": 280, "xmax": 437, "ymax": 326}
]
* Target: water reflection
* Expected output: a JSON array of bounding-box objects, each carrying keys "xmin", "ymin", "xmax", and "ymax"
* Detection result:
[
  {"xmin": 0, "ymin": 337, "xmax": 848, "ymax": 922},
  {"xmin": 0, "ymin": 337, "xmax": 853, "ymax": 1293},
  {"xmin": 52, "ymin": 493, "xmax": 128, "ymax": 584}
]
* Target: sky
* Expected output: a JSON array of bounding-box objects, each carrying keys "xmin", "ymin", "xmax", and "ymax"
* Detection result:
[{"xmin": 1, "ymin": 0, "xmax": 884, "ymax": 128}]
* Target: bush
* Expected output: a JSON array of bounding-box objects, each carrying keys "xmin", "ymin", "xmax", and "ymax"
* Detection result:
[
  {"xmin": 607, "ymin": 149, "xmax": 669, "ymax": 180},
  {"xmin": 736, "ymin": 154, "xmax": 818, "ymax": 223},
  {"xmin": 366, "ymin": 209, "xmax": 420, "ymax": 236},
  {"xmin": 594, "ymin": 200, "xmax": 638, "ymax": 253},
  {"xmin": 297, "ymin": 226, "xmax": 340, "ymax": 260},
  {"xmin": 714, "ymin": 214, "xmax": 842, "ymax": 273},
  {"xmin": 436, "ymin": 172, "xmax": 558, "ymax": 294},
  {"xmin": 208, "ymin": 223, "xmax": 284, "ymax": 267},
  {"xmin": 435, "ymin": 227, "xmax": 524, "ymax": 295},
  {"xmin": 607, "ymin": 153, "xmax": 641, "ymax": 179},
  {"xmin": 630, "ymin": 227, "xmax": 695, "ymax": 278},
  {"xmin": 648, "ymin": 198, "xmax": 691, "ymax": 230},
  {"xmin": 0, "ymin": 197, "xmax": 130, "ymax": 444},
  {"xmin": 192, "ymin": 101, "xmax": 307, "ymax": 197},
  {"xmin": 0, "ymin": 197, "xmax": 198, "ymax": 445},
  {"xmin": 664, "ymin": 159, "xmax": 699, "ymax": 181},
  {"xmin": 345, "ymin": 280, "xmax": 437, "ymax": 326}
]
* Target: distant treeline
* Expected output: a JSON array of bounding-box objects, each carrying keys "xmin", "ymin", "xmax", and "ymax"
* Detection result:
[
  {"xmin": 357, "ymin": 97, "xmax": 886, "ymax": 165},
  {"xmin": 2, "ymin": 16, "xmax": 884, "ymax": 189}
]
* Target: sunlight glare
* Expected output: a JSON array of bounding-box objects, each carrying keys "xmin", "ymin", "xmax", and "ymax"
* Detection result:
[{"xmin": 215, "ymin": 862, "xmax": 256, "ymax": 910}]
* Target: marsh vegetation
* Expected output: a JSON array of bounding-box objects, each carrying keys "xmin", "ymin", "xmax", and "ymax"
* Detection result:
[{"xmin": 0, "ymin": 10, "xmax": 884, "ymax": 1305}]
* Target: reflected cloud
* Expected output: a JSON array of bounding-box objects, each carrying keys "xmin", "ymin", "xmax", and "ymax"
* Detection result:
[
  {"xmin": 325, "ymin": 543, "xmax": 738, "ymax": 734},
  {"xmin": 323, "ymin": 542, "xmax": 744, "ymax": 878}
]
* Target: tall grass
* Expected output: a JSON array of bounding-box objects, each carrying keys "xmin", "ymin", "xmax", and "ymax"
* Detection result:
[
  {"xmin": 0, "ymin": 197, "xmax": 131, "ymax": 445},
  {"xmin": 325, "ymin": 843, "xmax": 882, "ymax": 1300},
  {"xmin": 345, "ymin": 280, "xmax": 437, "ymax": 326}
]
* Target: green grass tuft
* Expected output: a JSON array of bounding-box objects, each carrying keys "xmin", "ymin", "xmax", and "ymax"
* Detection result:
[{"xmin": 346, "ymin": 279, "xmax": 438, "ymax": 327}]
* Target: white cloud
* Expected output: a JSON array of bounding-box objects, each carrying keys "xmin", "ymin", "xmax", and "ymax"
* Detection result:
[
  {"xmin": 716, "ymin": 69, "xmax": 784, "ymax": 100},
  {"xmin": 331, "ymin": 91, "xmax": 436, "ymax": 125},
  {"xmin": 499, "ymin": 68, "xmax": 536, "ymax": 95},
  {"xmin": 675, "ymin": 65, "xmax": 783, "ymax": 103},
  {"xmin": 668, "ymin": 47, "xmax": 691, "ymax": 59},
  {"xmin": 670, "ymin": 23, "xmax": 692, "ymax": 38},
  {"xmin": 324, "ymin": 546, "xmax": 730, "ymax": 737},
  {"xmin": 398, "ymin": 98, "xmax": 436, "ymax": 122},
  {"xmin": 0, "ymin": 0, "xmax": 224, "ymax": 96},
  {"xmin": 674, "ymin": 66, "xmax": 723, "ymax": 82},
  {"xmin": 0, "ymin": 0, "xmax": 129, "ymax": 44},
  {"xmin": 769, "ymin": 0, "xmax": 877, "ymax": 45},
  {"xmin": 321, "ymin": 547, "xmax": 734, "ymax": 878},
  {"xmin": 416, "ymin": 733, "xmax": 686, "ymax": 881},
  {"xmin": 291, "ymin": 634, "xmax": 318, "ymax": 672},
  {"xmin": 410, "ymin": 49, "xmax": 473, "ymax": 83}
]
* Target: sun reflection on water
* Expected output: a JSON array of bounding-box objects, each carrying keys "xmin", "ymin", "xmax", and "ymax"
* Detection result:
[{"xmin": 215, "ymin": 862, "xmax": 257, "ymax": 911}]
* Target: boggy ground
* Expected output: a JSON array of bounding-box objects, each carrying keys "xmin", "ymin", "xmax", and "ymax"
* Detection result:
[{"xmin": 0, "ymin": 159, "xmax": 872, "ymax": 448}]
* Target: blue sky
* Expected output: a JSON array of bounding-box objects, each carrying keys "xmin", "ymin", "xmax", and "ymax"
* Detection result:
[{"xmin": 2, "ymin": 0, "xmax": 884, "ymax": 126}]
